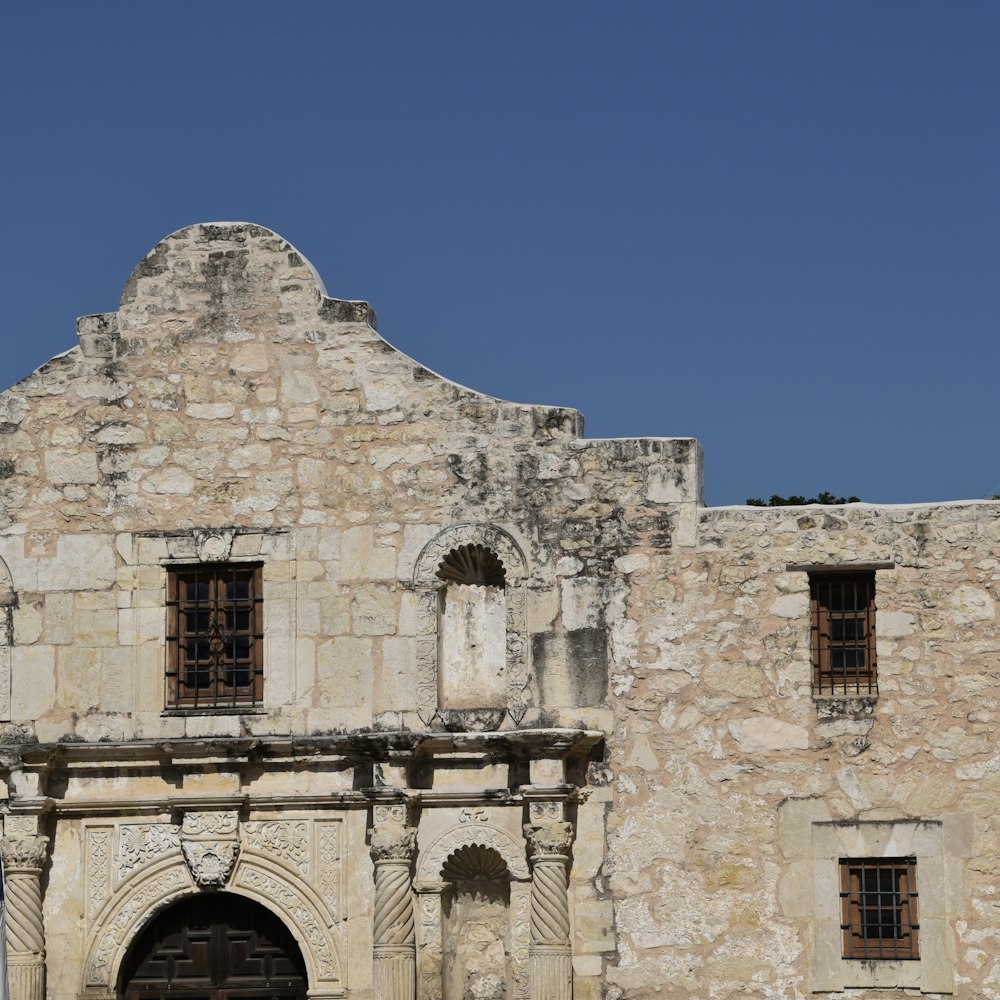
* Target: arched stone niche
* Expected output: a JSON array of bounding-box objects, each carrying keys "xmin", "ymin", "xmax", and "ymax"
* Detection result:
[
  {"xmin": 83, "ymin": 855, "xmax": 344, "ymax": 998},
  {"xmin": 0, "ymin": 556, "xmax": 15, "ymax": 722},
  {"xmin": 412, "ymin": 525, "xmax": 529, "ymax": 729},
  {"xmin": 415, "ymin": 827, "xmax": 531, "ymax": 1000}
]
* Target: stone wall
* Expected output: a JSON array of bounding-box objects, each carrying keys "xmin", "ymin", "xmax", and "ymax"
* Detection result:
[
  {"xmin": 603, "ymin": 502, "xmax": 1000, "ymax": 997},
  {"xmin": 1, "ymin": 223, "xmax": 998, "ymax": 998}
]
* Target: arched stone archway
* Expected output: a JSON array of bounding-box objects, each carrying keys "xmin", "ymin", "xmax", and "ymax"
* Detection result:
[
  {"xmin": 414, "ymin": 826, "xmax": 531, "ymax": 1000},
  {"xmin": 84, "ymin": 857, "xmax": 344, "ymax": 998},
  {"xmin": 119, "ymin": 893, "xmax": 307, "ymax": 1000}
]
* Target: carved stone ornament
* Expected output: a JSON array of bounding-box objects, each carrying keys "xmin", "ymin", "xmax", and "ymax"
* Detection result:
[
  {"xmin": 1, "ymin": 835, "xmax": 49, "ymax": 871},
  {"xmin": 524, "ymin": 821, "xmax": 573, "ymax": 861},
  {"xmin": 181, "ymin": 842, "xmax": 238, "ymax": 889},
  {"xmin": 242, "ymin": 820, "xmax": 310, "ymax": 877},
  {"xmin": 417, "ymin": 825, "xmax": 529, "ymax": 882},
  {"xmin": 194, "ymin": 529, "xmax": 234, "ymax": 562},
  {"xmin": 181, "ymin": 811, "xmax": 239, "ymax": 889},
  {"xmin": 528, "ymin": 801, "xmax": 563, "ymax": 824},
  {"xmin": 118, "ymin": 823, "xmax": 181, "ymax": 882},
  {"xmin": 369, "ymin": 825, "xmax": 417, "ymax": 865}
]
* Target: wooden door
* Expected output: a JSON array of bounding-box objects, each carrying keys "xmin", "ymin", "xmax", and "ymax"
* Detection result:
[{"xmin": 122, "ymin": 895, "xmax": 307, "ymax": 1000}]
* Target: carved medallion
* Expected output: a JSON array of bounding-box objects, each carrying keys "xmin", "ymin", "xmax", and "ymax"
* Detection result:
[
  {"xmin": 181, "ymin": 811, "xmax": 239, "ymax": 889},
  {"xmin": 194, "ymin": 529, "xmax": 234, "ymax": 562},
  {"xmin": 181, "ymin": 841, "xmax": 239, "ymax": 889}
]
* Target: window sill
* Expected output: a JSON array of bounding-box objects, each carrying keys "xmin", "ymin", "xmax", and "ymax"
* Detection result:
[
  {"xmin": 811, "ymin": 693, "xmax": 878, "ymax": 700},
  {"xmin": 842, "ymin": 956, "xmax": 921, "ymax": 963},
  {"xmin": 813, "ymin": 695, "xmax": 877, "ymax": 724},
  {"xmin": 161, "ymin": 707, "xmax": 267, "ymax": 717}
]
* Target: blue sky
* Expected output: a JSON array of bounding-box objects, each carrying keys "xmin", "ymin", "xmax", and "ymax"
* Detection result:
[{"xmin": 2, "ymin": 2, "xmax": 997, "ymax": 506}]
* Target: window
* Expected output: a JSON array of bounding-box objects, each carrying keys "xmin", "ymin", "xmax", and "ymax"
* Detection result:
[
  {"xmin": 796, "ymin": 816, "xmax": 954, "ymax": 993},
  {"xmin": 166, "ymin": 564, "xmax": 263, "ymax": 708},
  {"xmin": 810, "ymin": 572, "xmax": 876, "ymax": 695},
  {"xmin": 841, "ymin": 858, "xmax": 919, "ymax": 960}
]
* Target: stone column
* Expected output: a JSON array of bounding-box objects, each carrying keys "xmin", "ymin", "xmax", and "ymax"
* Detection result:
[
  {"xmin": 524, "ymin": 820, "xmax": 573, "ymax": 1000},
  {"xmin": 370, "ymin": 808, "xmax": 417, "ymax": 1000},
  {"xmin": 1, "ymin": 835, "xmax": 49, "ymax": 1000}
]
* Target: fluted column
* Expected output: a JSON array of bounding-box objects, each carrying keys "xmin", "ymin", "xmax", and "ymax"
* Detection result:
[
  {"xmin": 370, "ymin": 808, "xmax": 417, "ymax": 1000},
  {"xmin": 525, "ymin": 820, "xmax": 573, "ymax": 1000},
  {"xmin": 1, "ymin": 835, "xmax": 48, "ymax": 1000}
]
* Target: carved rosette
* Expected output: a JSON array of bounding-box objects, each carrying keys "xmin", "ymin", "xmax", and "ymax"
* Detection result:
[
  {"xmin": 524, "ymin": 822, "xmax": 574, "ymax": 1000},
  {"xmin": 369, "ymin": 807, "xmax": 417, "ymax": 1000},
  {"xmin": 1, "ymin": 835, "xmax": 49, "ymax": 1000},
  {"xmin": 194, "ymin": 529, "xmax": 234, "ymax": 562},
  {"xmin": 181, "ymin": 812, "xmax": 239, "ymax": 889}
]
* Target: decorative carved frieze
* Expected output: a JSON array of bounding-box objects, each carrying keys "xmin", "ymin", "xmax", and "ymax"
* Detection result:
[
  {"xmin": 182, "ymin": 811, "xmax": 239, "ymax": 836},
  {"xmin": 242, "ymin": 820, "xmax": 310, "ymax": 877},
  {"xmin": 236, "ymin": 866, "xmax": 340, "ymax": 980},
  {"xmin": 117, "ymin": 824, "xmax": 181, "ymax": 883},
  {"xmin": 87, "ymin": 828, "xmax": 113, "ymax": 926},
  {"xmin": 316, "ymin": 821, "xmax": 342, "ymax": 921},
  {"xmin": 88, "ymin": 866, "xmax": 190, "ymax": 986},
  {"xmin": 3, "ymin": 816, "xmax": 38, "ymax": 838},
  {"xmin": 528, "ymin": 801, "xmax": 563, "ymax": 825},
  {"xmin": 510, "ymin": 882, "xmax": 532, "ymax": 1000}
]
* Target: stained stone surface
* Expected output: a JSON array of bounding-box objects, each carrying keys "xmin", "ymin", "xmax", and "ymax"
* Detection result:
[{"xmin": 0, "ymin": 223, "xmax": 998, "ymax": 999}]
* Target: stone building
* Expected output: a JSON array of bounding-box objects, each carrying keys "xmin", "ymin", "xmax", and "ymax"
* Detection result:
[{"xmin": 0, "ymin": 222, "xmax": 997, "ymax": 1000}]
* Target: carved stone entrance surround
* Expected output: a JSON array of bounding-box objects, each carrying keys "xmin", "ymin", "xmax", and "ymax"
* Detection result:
[{"xmin": 1, "ymin": 731, "xmax": 600, "ymax": 1000}]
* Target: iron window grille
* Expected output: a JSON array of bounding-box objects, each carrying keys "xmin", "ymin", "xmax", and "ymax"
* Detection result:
[
  {"xmin": 810, "ymin": 572, "xmax": 877, "ymax": 695},
  {"xmin": 840, "ymin": 857, "xmax": 919, "ymax": 960},
  {"xmin": 166, "ymin": 564, "xmax": 263, "ymax": 709}
]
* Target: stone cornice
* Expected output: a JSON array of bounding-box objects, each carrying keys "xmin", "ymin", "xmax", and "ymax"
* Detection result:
[{"xmin": 11, "ymin": 729, "xmax": 604, "ymax": 774}]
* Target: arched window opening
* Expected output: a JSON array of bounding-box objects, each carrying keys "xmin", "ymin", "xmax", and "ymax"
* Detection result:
[
  {"xmin": 437, "ymin": 546, "xmax": 507, "ymax": 710},
  {"xmin": 441, "ymin": 845, "xmax": 512, "ymax": 1000}
]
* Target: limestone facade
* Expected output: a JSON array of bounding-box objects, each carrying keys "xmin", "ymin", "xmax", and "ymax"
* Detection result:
[{"xmin": 0, "ymin": 222, "xmax": 997, "ymax": 999}]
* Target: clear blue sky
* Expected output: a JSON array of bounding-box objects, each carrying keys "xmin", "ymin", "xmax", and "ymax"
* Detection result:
[{"xmin": 2, "ymin": 2, "xmax": 997, "ymax": 506}]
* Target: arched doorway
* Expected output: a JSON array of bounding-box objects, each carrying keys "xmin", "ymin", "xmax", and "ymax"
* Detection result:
[{"xmin": 119, "ymin": 894, "xmax": 308, "ymax": 1000}]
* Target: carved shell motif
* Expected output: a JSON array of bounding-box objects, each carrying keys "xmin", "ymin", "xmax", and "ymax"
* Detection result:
[
  {"xmin": 441, "ymin": 844, "xmax": 510, "ymax": 882},
  {"xmin": 436, "ymin": 545, "xmax": 506, "ymax": 588}
]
